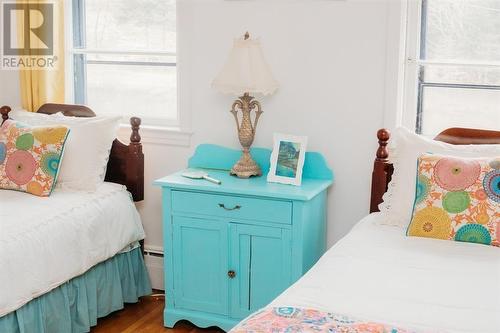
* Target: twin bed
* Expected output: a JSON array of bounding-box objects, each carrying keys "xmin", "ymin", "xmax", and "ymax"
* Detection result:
[
  {"xmin": 232, "ymin": 127, "xmax": 500, "ymax": 333},
  {"xmin": 0, "ymin": 104, "xmax": 151, "ymax": 333}
]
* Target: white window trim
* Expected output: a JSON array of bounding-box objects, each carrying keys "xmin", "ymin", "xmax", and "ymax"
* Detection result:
[
  {"xmin": 64, "ymin": 0, "xmax": 75, "ymax": 104},
  {"xmin": 64, "ymin": 0, "xmax": 192, "ymax": 146},
  {"xmin": 382, "ymin": 0, "xmax": 421, "ymax": 131},
  {"xmin": 118, "ymin": 124, "xmax": 192, "ymax": 147},
  {"xmin": 382, "ymin": 0, "xmax": 409, "ymax": 130},
  {"xmin": 401, "ymin": 0, "xmax": 422, "ymax": 132}
]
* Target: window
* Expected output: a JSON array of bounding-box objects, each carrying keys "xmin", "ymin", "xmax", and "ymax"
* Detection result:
[
  {"xmin": 404, "ymin": 0, "xmax": 500, "ymax": 136},
  {"xmin": 70, "ymin": 0, "xmax": 177, "ymax": 126}
]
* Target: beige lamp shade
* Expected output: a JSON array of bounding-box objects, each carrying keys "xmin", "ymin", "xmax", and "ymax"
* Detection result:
[{"xmin": 212, "ymin": 37, "xmax": 279, "ymax": 96}]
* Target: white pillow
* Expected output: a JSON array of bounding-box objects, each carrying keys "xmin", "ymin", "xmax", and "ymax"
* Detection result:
[
  {"xmin": 9, "ymin": 109, "xmax": 121, "ymax": 191},
  {"xmin": 379, "ymin": 127, "xmax": 500, "ymax": 227}
]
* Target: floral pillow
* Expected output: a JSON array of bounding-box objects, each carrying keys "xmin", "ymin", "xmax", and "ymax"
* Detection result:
[
  {"xmin": 407, "ymin": 154, "xmax": 500, "ymax": 246},
  {"xmin": 0, "ymin": 119, "xmax": 70, "ymax": 197}
]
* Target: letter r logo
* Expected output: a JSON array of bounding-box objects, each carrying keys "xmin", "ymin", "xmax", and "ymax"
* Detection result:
[{"xmin": 2, "ymin": 3, "xmax": 54, "ymax": 56}]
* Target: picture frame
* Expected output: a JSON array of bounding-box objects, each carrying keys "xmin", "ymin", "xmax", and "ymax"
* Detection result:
[{"xmin": 267, "ymin": 133, "xmax": 308, "ymax": 186}]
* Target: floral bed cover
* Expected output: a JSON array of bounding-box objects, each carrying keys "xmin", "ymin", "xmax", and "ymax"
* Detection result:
[{"xmin": 231, "ymin": 307, "xmax": 433, "ymax": 333}]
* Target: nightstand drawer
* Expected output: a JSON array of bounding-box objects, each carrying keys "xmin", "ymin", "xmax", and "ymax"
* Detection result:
[{"xmin": 171, "ymin": 191, "xmax": 292, "ymax": 224}]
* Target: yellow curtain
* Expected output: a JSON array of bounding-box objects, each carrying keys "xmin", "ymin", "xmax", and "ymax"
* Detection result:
[{"xmin": 18, "ymin": 0, "xmax": 65, "ymax": 112}]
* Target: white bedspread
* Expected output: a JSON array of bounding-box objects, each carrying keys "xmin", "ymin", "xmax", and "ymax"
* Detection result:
[
  {"xmin": 272, "ymin": 213, "xmax": 500, "ymax": 333},
  {"xmin": 0, "ymin": 183, "xmax": 145, "ymax": 317}
]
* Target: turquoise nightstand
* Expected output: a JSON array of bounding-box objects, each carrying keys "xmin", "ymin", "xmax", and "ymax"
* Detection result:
[{"xmin": 154, "ymin": 144, "xmax": 333, "ymax": 331}]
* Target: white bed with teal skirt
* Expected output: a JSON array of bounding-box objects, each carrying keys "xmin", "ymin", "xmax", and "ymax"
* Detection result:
[
  {"xmin": 0, "ymin": 103, "xmax": 151, "ymax": 333},
  {"xmin": 0, "ymin": 182, "xmax": 152, "ymax": 333}
]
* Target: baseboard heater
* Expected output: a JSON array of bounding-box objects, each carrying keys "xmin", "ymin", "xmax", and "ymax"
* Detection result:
[
  {"xmin": 143, "ymin": 248, "xmax": 164, "ymax": 257},
  {"xmin": 143, "ymin": 247, "xmax": 165, "ymax": 290}
]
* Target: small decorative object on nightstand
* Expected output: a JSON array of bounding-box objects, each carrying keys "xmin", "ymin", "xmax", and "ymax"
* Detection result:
[
  {"xmin": 268, "ymin": 133, "xmax": 308, "ymax": 186},
  {"xmin": 154, "ymin": 144, "xmax": 333, "ymax": 331},
  {"xmin": 212, "ymin": 32, "xmax": 279, "ymax": 178}
]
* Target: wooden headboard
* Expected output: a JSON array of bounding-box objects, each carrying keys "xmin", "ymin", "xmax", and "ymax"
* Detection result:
[
  {"xmin": 370, "ymin": 127, "xmax": 500, "ymax": 213},
  {"xmin": 0, "ymin": 104, "xmax": 144, "ymax": 202}
]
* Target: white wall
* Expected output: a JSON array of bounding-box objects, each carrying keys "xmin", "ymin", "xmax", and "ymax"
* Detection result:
[{"xmin": 138, "ymin": 0, "xmax": 392, "ymax": 255}]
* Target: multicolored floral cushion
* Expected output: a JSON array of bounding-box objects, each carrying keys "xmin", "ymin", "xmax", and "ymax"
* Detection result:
[
  {"xmin": 407, "ymin": 154, "xmax": 500, "ymax": 246},
  {"xmin": 0, "ymin": 119, "xmax": 69, "ymax": 197},
  {"xmin": 231, "ymin": 307, "xmax": 423, "ymax": 333}
]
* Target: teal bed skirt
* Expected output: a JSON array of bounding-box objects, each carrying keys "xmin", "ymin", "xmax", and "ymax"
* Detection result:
[{"xmin": 0, "ymin": 247, "xmax": 152, "ymax": 333}]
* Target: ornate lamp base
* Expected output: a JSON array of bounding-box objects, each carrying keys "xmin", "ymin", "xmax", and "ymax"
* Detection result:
[
  {"xmin": 229, "ymin": 92, "xmax": 263, "ymax": 179},
  {"xmin": 230, "ymin": 149, "xmax": 262, "ymax": 178}
]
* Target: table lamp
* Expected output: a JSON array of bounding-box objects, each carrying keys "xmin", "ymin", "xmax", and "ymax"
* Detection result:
[{"xmin": 212, "ymin": 32, "xmax": 279, "ymax": 178}]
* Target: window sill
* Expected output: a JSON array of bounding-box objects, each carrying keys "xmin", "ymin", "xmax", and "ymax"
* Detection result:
[{"xmin": 119, "ymin": 124, "xmax": 193, "ymax": 147}]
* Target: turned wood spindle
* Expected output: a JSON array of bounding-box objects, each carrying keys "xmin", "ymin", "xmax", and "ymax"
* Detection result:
[
  {"xmin": 130, "ymin": 117, "xmax": 141, "ymax": 144},
  {"xmin": 1, "ymin": 106, "xmax": 11, "ymax": 124},
  {"xmin": 375, "ymin": 129, "xmax": 390, "ymax": 161}
]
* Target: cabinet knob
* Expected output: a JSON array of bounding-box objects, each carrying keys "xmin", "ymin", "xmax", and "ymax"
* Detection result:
[
  {"xmin": 228, "ymin": 270, "xmax": 236, "ymax": 278},
  {"xmin": 218, "ymin": 203, "xmax": 241, "ymax": 211}
]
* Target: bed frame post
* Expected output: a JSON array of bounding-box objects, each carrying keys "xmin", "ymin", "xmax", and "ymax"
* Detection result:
[
  {"xmin": 370, "ymin": 129, "xmax": 393, "ymax": 213},
  {"xmin": 128, "ymin": 117, "xmax": 145, "ymax": 253},
  {"xmin": 126, "ymin": 117, "xmax": 144, "ymax": 202},
  {"xmin": 1, "ymin": 105, "xmax": 11, "ymax": 124}
]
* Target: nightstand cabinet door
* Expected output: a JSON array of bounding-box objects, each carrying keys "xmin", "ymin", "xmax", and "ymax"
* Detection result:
[
  {"xmin": 229, "ymin": 223, "xmax": 292, "ymax": 319},
  {"xmin": 172, "ymin": 216, "xmax": 229, "ymax": 315}
]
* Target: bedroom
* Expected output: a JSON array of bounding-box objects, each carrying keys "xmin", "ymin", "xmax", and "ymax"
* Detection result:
[{"xmin": 0, "ymin": 0, "xmax": 499, "ymax": 332}]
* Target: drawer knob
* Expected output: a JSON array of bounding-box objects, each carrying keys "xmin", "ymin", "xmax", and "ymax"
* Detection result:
[
  {"xmin": 218, "ymin": 203, "xmax": 241, "ymax": 211},
  {"xmin": 228, "ymin": 270, "xmax": 236, "ymax": 278}
]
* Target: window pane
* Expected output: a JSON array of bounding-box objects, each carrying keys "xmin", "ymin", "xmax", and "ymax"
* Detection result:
[
  {"xmin": 422, "ymin": 64, "xmax": 500, "ymax": 86},
  {"xmin": 423, "ymin": 0, "xmax": 500, "ymax": 62},
  {"xmin": 85, "ymin": 55, "xmax": 177, "ymax": 123},
  {"xmin": 420, "ymin": 86, "xmax": 500, "ymax": 136},
  {"xmin": 83, "ymin": 0, "xmax": 176, "ymax": 51}
]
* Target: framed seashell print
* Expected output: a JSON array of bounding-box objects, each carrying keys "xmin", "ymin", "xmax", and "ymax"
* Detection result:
[{"xmin": 267, "ymin": 133, "xmax": 308, "ymax": 186}]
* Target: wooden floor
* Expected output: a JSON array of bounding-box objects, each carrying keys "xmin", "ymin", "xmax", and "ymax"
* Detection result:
[{"xmin": 91, "ymin": 295, "xmax": 224, "ymax": 333}]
